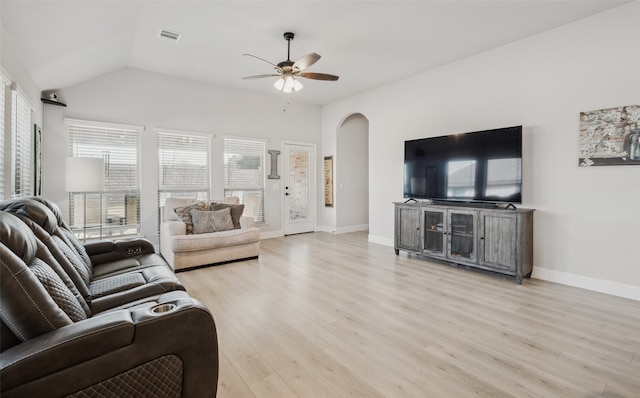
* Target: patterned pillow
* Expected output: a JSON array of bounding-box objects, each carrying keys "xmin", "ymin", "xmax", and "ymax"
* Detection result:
[
  {"xmin": 190, "ymin": 208, "xmax": 234, "ymax": 234},
  {"xmin": 173, "ymin": 201, "xmax": 208, "ymax": 234},
  {"xmin": 210, "ymin": 203, "xmax": 245, "ymax": 229}
]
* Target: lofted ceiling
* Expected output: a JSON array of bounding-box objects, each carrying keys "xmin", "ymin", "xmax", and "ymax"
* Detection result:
[{"xmin": 1, "ymin": 1, "xmax": 630, "ymax": 106}]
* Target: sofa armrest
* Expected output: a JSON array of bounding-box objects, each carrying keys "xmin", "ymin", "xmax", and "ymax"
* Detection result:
[
  {"xmin": 85, "ymin": 238, "xmax": 157, "ymax": 266},
  {"xmin": 240, "ymin": 215, "xmax": 256, "ymax": 228},
  {"xmin": 162, "ymin": 220, "xmax": 187, "ymax": 237},
  {"xmin": 0, "ymin": 311, "xmax": 134, "ymax": 391},
  {"xmin": 1, "ymin": 298, "xmax": 218, "ymax": 398}
]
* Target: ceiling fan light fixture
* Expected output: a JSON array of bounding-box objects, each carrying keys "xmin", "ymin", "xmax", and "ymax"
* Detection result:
[
  {"xmin": 274, "ymin": 78, "xmax": 285, "ymax": 91},
  {"xmin": 275, "ymin": 75, "xmax": 303, "ymax": 93},
  {"xmin": 244, "ymin": 32, "xmax": 337, "ymax": 93}
]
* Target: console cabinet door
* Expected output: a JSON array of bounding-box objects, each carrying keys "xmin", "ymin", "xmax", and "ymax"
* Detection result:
[
  {"xmin": 395, "ymin": 205, "xmax": 421, "ymax": 252},
  {"xmin": 447, "ymin": 209, "xmax": 478, "ymax": 264},
  {"xmin": 421, "ymin": 208, "xmax": 447, "ymax": 258},
  {"xmin": 479, "ymin": 212, "xmax": 517, "ymax": 272}
]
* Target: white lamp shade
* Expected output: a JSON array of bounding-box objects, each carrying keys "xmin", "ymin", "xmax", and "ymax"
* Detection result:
[{"xmin": 65, "ymin": 157, "xmax": 105, "ymax": 192}]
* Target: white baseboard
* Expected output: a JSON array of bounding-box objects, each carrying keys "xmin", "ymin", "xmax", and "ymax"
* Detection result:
[
  {"xmin": 368, "ymin": 234, "xmax": 394, "ymax": 247},
  {"xmin": 532, "ymin": 268, "xmax": 640, "ymax": 301},
  {"xmin": 260, "ymin": 230, "xmax": 284, "ymax": 240},
  {"xmin": 315, "ymin": 225, "xmax": 335, "ymax": 233},
  {"xmin": 335, "ymin": 224, "xmax": 369, "ymax": 234}
]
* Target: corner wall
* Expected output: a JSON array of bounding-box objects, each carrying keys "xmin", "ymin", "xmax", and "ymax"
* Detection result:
[{"xmin": 321, "ymin": 2, "xmax": 640, "ymax": 299}]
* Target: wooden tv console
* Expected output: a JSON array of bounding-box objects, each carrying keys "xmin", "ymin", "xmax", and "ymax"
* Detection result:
[{"xmin": 394, "ymin": 202, "xmax": 534, "ymax": 284}]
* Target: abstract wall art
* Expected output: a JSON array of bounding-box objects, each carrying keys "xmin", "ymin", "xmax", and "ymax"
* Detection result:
[{"xmin": 578, "ymin": 105, "xmax": 640, "ymax": 166}]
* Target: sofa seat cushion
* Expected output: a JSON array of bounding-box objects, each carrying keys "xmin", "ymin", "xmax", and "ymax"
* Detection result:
[{"xmin": 171, "ymin": 227, "xmax": 260, "ymax": 253}]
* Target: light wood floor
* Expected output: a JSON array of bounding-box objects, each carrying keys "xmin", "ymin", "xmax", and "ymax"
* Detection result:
[{"xmin": 177, "ymin": 231, "xmax": 640, "ymax": 398}]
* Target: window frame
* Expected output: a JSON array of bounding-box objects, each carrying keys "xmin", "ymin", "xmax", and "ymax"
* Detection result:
[
  {"xmin": 10, "ymin": 84, "xmax": 35, "ymax": 198},
  {"xmin": 65, "ymin": 118, "xmax": 143, "ymax": 240},
  {"xmin": 223, "ymin": 136, "xmax": 267, "ymax": 223},
  {"xmin": 157, "ymin": 128, "xmax": 212, "ymax": 207},
  {"xmin": 0, "ymin": 68, "xmax": 11, "ymax": 200}
]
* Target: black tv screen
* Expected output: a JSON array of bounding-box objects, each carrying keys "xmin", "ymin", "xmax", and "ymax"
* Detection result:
[{"xmin": 404, "ymin": 126, "xmax": 522, "ymax": 204}]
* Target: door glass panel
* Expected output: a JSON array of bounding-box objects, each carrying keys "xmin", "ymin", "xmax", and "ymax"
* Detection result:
[
  {"xmin": 289, "ymin": 150, "xmax": 310, "ymax": 221},
  {"xmin": 450, "ymin": 213, "xmax": 474, "ymax": 259},
  {"xmin": 423, "ymin": 211, "xmax": 444, "ymax": 254}
]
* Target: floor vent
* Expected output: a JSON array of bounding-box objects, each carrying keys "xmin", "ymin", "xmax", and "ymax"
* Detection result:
[{"xmin": 158, "ymin": 29, "xmax": 182, "ymax": 43}]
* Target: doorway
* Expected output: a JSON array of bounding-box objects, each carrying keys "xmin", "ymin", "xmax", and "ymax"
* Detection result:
[
  {"xmin": 336, "ymin": 113, "xmax": 369, "ymax": 233},
  {"xmin": 283, "ymin": 143, "xmax": 316, "ymax": 235}
]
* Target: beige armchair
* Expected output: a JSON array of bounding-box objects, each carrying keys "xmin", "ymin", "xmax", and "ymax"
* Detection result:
[{"xmin": 160, "ymin": 197, "xmax": 260, "ymax": 271}]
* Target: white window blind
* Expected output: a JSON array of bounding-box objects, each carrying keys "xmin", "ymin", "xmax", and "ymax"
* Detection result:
[
  {"xmin": 224, "ymin": 137, "xmax": 266, "ymax": 223},
  {"xmin": 158, "ymin": 131, "xmax": 210, "ymax": 207},
  {"xmin": 67, "ymin": 119, "xmax": 142, "ymax": 240},
  {"xmin": 0, "ymin": 72, "xmax": 9, "ymax": 200},
  {"xmin": 11, "ymin": 86, "xmax": 34, "ymax": 198}
]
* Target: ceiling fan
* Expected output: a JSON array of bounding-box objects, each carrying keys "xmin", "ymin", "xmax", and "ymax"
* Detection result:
[{"xmin": 242, "ymin": 32, "xmax": 339, "ymax": 93}]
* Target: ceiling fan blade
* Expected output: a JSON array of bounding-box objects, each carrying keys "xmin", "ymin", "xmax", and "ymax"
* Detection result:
[
  {"xmin": 293, "ymin": 53, "xmax": 321, "ymax": 71},
  {"xmin": 242, "ymin": 74, "xmax": 281, "ymax": 80},
  {"xmin": 298, "ymin": 72, "xmax": 339, "ymax": 81},
  {"xmin": 243, "ymin": 53, "xmax": 277, "ymax": 67}
]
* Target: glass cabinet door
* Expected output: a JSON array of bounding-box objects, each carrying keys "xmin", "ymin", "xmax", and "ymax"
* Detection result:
[
  {"xmin": 448, "ymin": 211, "xmax": 477, "ymax": 262},
  {"xmin": 422, "ymin": 209, "xmax": 446, "ymax": 257}
]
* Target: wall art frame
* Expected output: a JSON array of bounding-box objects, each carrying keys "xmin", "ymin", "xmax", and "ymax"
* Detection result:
[
  {"xmin": 324, "ymin": 156, "xmax": 333, "ymax": 207},
  {"xmin": 578, "ymin": 104, "xmax": 640, "ymax": 167}
]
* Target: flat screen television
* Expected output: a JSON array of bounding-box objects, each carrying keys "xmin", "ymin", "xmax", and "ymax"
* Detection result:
[{"xmin": 404, "ymin": 126, "xmax": 522, "ymax": 204}]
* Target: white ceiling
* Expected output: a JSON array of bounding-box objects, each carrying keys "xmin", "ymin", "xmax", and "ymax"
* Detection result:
[{"xmin": 1, "ymin": 1, "xmax": 630, "ymax": 106}]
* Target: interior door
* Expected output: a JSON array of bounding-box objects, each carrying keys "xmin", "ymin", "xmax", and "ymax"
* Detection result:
[{"xmin": 283, "ymin": 143, "xmax": 316, "ymax": 235}]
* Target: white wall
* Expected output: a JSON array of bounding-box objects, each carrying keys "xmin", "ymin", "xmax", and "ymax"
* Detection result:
[
  {"xmin": 1, "ymin": 26, "xmax": 43, "ymax": 199},
  {"xmin": 336, "ymin": 113, "xmax": 369, "ymax": 232},
  {"xmin": 1, "ymin": 26, "xmax": 41, "ymax": 112},
  {"xmin": 321, "ymin": 2, "xmax": 640, "ymax": 300},
  {"xmin": 42, "ymin": 67, "xmax": 321, "ymax": 242}
]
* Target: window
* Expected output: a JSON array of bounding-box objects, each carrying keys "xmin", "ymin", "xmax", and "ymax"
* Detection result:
[
  {"xmin": 158, "ymin": 130, "xmax": 210, "ymax": 206},
  {"xmin": 10, "ymin": 85, "xmax": 34, "ymax": 198},
  {"xmin": 67, "ymin": 119, "xmax": 142, "ymax": 240},
  {"xmin": 0, "ymin": 71, "xmax": 9, "ymax": 200},
  {"xmin": 224, "ymin": 137, "xmax": 266, "ymax": 223}
]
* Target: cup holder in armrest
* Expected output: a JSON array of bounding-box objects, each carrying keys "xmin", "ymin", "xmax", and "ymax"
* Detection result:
[{"xmin": 151, "ymin": 303, "xmax": 177, "ymax": 314}]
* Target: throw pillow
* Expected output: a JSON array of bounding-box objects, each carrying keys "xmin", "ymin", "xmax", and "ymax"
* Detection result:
[
  {"xmin": 190, "ymin": 208, "xmax": 234, "ymax": 234},
  {"xmin": 210, "ymin": 203, "xmax": 245, "ymax": 229},
  {"xmin": 165, "ymin": 197, "xmax": 200, "ymax": 221},
  {"xmin": 173, "ymin": 201, "xmax": 208, "ymax": 234}
]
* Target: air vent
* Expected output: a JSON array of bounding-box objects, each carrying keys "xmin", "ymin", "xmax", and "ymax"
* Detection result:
[{"xmin": 157, "ymin": 29, "xmax": 181, "ymax": 43}]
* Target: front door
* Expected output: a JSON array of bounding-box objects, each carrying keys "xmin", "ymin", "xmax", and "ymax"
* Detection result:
[{"xmin": 283, "ymin": 143, "xmax": 316, "ymax": 235}]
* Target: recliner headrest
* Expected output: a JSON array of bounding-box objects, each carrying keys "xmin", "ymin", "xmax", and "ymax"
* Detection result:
[
  {"xmin": 0, "ymin": 198, "xmax": 59, "ymax": 235},
  {"xmin": 0, "ymin": 212, "xmax": 38, "ymax": 263},
  {"xmin": 27, "ymin": 196, "xmax": 67, "ymax": 227}
]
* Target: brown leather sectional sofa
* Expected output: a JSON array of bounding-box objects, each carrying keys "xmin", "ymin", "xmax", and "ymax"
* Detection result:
[{"xmin": 0, "ymin": 197, "xmax": 218, "ymax": 397}]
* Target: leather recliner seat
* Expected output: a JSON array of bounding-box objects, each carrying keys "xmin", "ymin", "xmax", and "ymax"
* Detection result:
[
  {"xmin": 0, "ymin": 199, "xmax": 219, "ymax": 397},
  {"xmin": 0, "ymin": 198, "xmax": 184, "ymax": 313}
]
